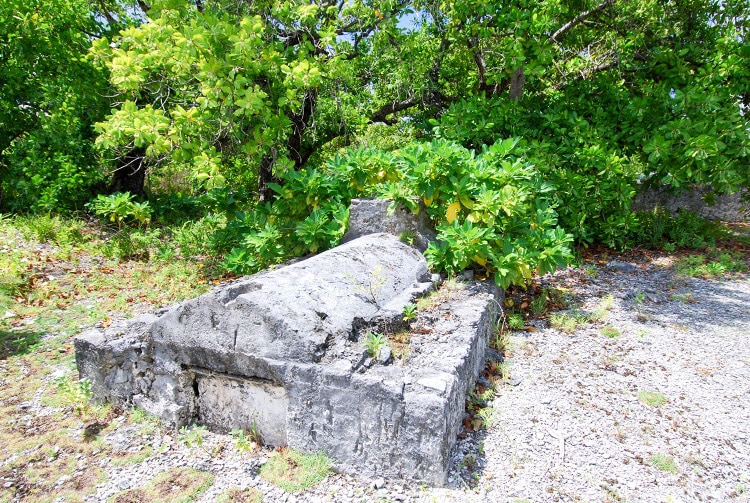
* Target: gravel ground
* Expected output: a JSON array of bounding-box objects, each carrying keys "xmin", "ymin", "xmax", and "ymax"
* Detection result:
[{"xmin": 86, "ymin": 255, "xmax": 750, "ymax": 503}]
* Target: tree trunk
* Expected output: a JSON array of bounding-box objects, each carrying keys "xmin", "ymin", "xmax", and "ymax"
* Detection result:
[
  {"xmin": 509, "ymin": 66, "xmax": 525, "ymax": 102},
  {"xmin": 257, "ymin": 153, "xmax": 279, "ymax": 203},
  {"xmin": 111, "ymin": 147, "xmax": 147, "ymax": 196}
]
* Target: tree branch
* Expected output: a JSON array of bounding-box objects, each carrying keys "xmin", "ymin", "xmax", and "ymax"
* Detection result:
[
  {"xmin": 370, "ymin": 97, "xmax": 420, "ymax": 125},
  {"xmin": 549, "ymin": 0, "xmax": 615, "ymax": 44}
]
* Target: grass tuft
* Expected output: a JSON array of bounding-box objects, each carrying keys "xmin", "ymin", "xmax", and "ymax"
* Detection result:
[
  {"xmin": 638, "ymin": 390, "xmax": 667, "ymax": 407},
  {"xmin": 649, "ymin": 453, "xmax": 679, "ymax": 474},
  {"xmin": 260, "ymin": 449, "xmax": 331, "ymax": 492}
]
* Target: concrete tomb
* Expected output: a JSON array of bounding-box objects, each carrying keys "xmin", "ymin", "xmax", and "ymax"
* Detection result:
[{"xmin": 75, "ymin": 231, "xmax": 500, "ymax": 485}]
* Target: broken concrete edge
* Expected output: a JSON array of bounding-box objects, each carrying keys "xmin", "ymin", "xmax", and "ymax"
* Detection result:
[
  {"xmin": 74, "ymin": 234, "xmax": 502, "ymax": 485},
  {"xmin": 342, "ymin": 198, "xmax": 437, "ymax": 252}
]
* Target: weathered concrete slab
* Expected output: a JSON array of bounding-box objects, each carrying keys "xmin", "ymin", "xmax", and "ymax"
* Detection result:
[
  {"xmin": 342, "ymin": 198, "xmax": 437, "ymax": 251},
  {"xmin": 74, "ymin": 233, "xmax": 500, "ymax": 485}
]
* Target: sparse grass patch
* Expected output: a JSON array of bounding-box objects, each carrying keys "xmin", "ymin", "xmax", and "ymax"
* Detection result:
[
  {"xmin": 216, "ymin": 486, "xmax": 264, "ymax": 503},
  {"xmin": 550, "ymin": 311, "xmax": 588, "ymax": 333},
  {"xmin": 109, "ymin": 467, "xmax": 213, "ymax": 503},
  {"xmin": 112, "ymin": 445, "xmax": 154, "ymax": 466},
  {"xmin": 601, "ymin": 325, "xmax": 621, "ymax": 338},
  {"xmin": 674, "ymin": 249, "xmax": 747, "ymax": 279},
  {"xmin": 638, "ymin": 390, "xmax": 667, "ymax": 407},
  {"xmin": 0, "ymin": 214, "xmax": 218, "ymax": 503},
  {"xmin": 259, "ymin": 449, "xmax": 331, "ymax": 492},
  {"xmin": 649, "ymin": 453, "xmax": 679, "ymax": 474}
]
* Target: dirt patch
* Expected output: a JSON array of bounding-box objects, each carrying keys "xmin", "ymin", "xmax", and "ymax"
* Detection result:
[{"xmin": 112, "ymin": 488, "xmax": 149, "ymax": 503}]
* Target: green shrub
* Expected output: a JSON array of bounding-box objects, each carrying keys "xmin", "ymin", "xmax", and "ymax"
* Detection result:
[
  {"xmin": 218, "ymin": 138, "xmax": 573, "ymax": 288},
  {"xmin": 378, "ymin": 138, "xmax": 573, "ymax": 288},
  {"xmin": 88, "ymin": 192, "xmax": 152, "ymax": 228}
]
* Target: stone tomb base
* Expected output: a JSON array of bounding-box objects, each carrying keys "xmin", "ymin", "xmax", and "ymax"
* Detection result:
[{"xmin": 74, "ymin": 234, "xmax": 500, "ymax": 485}]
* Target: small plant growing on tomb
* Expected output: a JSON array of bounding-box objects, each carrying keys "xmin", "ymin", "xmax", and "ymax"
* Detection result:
[
  {"xmin": 402, "ymin": 302, "xmax": 418, "ymax": 322},
  {"xmin": 347, "ymin": 264, "xmax": 387, "ymax": 307},
  {"xmin": 399, "ymin": 230, "xmax": 417, "ymax": 247},
  {"xmin": 364, "ymin": 330, "xmax": 388, "ymax": 359}
]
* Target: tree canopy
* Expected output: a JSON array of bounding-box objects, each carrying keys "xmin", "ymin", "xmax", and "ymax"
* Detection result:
[{"xmin": 1, "ymin": 0, "xmax": 748, "ymax": 284}]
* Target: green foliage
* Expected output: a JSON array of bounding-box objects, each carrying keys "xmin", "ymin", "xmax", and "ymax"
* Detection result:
[
  {"xmin": 402, "ymin": 303, "xmax": 418, "ymax": 322},
  {"xmin": 601, "ymin": 325, "xmax": 621, "ymax": 338},
  {"xmin": 638, "ymin": 390, "xmax": 668, "ymax": 407},
  {"xmin": 377, "ymin": 138, "xmax": 573, "ymax": 288},
  {"xmin": 88, "ymin": 192, "xmax": 152, "ymax": 228},
  {"xmin": 650, "ymin": 453, "xmax": 679, "ymax": 474},
  {"xmin": 56, "ymin": 376, "xmax": 93, "ymax": 417},
  {"xmin": 260, "ymin": 449, "xmax": 331, "ymax": 493},
  {"xmin": 674, "ymin": 250, "xmax": 747, "ymax": 279},
  {"xmin": 230, "ymin": 427, "xmax": 259, "ymax": 451},
  {"xmin": 92, "ymin": 0, "xmax": 414, "ymax": 195},
  {"xmin": 178, "ymin": 424, "xmax": 208, "ymax": 447},
  {"xmin": 363, "ymin": 330, "xmax": 388, "ymax": 359},
  {"xmin": 550, "ymin": 311, "xmax": 589, "ymax": 333},
  {"xmin": 636, "ymin": 209, "xmax": 732, "ymax": 249},
  {"xmin": 507, "ymin": 313, "xmax": 525, "ymax": 331},
  {"xmin": 0, "ymin": 0, "xmax": 117, "ymax": 213},
  {"xmin": 220, "ymin": 138, "xmax": 572, "ymax": 287}
]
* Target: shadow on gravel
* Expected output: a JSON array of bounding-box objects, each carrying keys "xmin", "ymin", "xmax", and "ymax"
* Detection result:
[
  {"xmin": 0, "ymin": 328, "xmax": 44, "ymax": 359},
  {"xmin": 637, "ymin": 275, "xmax": 749, "ymax": 332}
]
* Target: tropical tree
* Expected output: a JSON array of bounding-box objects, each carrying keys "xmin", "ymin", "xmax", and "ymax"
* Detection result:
[
  {"xmin": 0, "ymin": 0, "xmax": 147, "ymax": 212},
  {"xmin": 93, "ymin": 0, "xmax": 422, "ymax": 200}
]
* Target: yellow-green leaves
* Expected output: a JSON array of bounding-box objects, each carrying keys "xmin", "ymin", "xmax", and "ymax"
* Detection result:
[
  {"xmin": 95, "ymin": 103, "xmax": 170, "ymax": 153},
  {"xmin": 445, "ymin": 201, "xmax": 461, "ymax": 224}
]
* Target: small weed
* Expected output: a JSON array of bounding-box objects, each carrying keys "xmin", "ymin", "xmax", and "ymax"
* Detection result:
[
  {"xmin": 649, "ymin": 453, "xmax": 679, "ymax": 474},
  {"xmin": 530, "ymin": 294, "xmax": 547, "ymax": 316},
  {"xmin": 599, "ymin": 294, "xmax": 615, "ymax": 310},
  {"xmin": 638, "ymin": 390, "xmax": 667, "ymax": 407},
  {"xmin": 178, "ymin": 424, "xmax": 208, "ymax": 447},
  {"xmin": 56, "ymin": 375, "xmax": 93, "ymax": 417},
  {"xmin": 674, "ymin": 250, "xmax": 747, "ymax": 279},
  {"xmin": 402, "ymin": 303, "xmax": 418, "ymax": 322},
  {"xmin": 231, "ymin": 424, "xmax": 261, "ymax": 451},
  {"xmin": 216, "ymin": 487, "xmax": 264, "ymax": 503},
  {"xmin": 260, "ymin": 449, "xmax": 331, "ymax": 492},
  {"xmin": 550, "ymin": 311, "xmax": 588, "ymax": 333},
  {"xmin": 496, "ymin": 361, "xmax": 511, "ymax": 381},
  {"xmin": 492, "ymin": 329, "xmax": 510, "ymax": 352},
  {"xmin": 349, "ymin": 265, "xmax": 387, "ymax": 307},
  {"xmin": 88, "ymin": 192, "xmax": 152, "ymax": 229},
  {"xmin": 633, "ymin": 291, "xmax": 646, "ymax": 306},
  {"xmin": 601, "ymin": 325, "xmax": 621, "ymax": 338},
  {"xmin": 507, "ymin": 312, "xmax": 525, "ymax": 330},
  {"xmin": 128, "ymin": 407, "xmax": 149, "ymax": 424},
  {"xmin": 669, "ymin": 292, "xmax": 696, "ymax": 304},
  {"xmin": 399, "ymin": 230, "xmax": 417, "ymax": 247},
  {"xmin": 363, "ymin": 330, "xmax": 388, "ymax": 359},
  {"xmin": 582, "ymin": 264, "xmax": 599, "ymax": 278}
]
